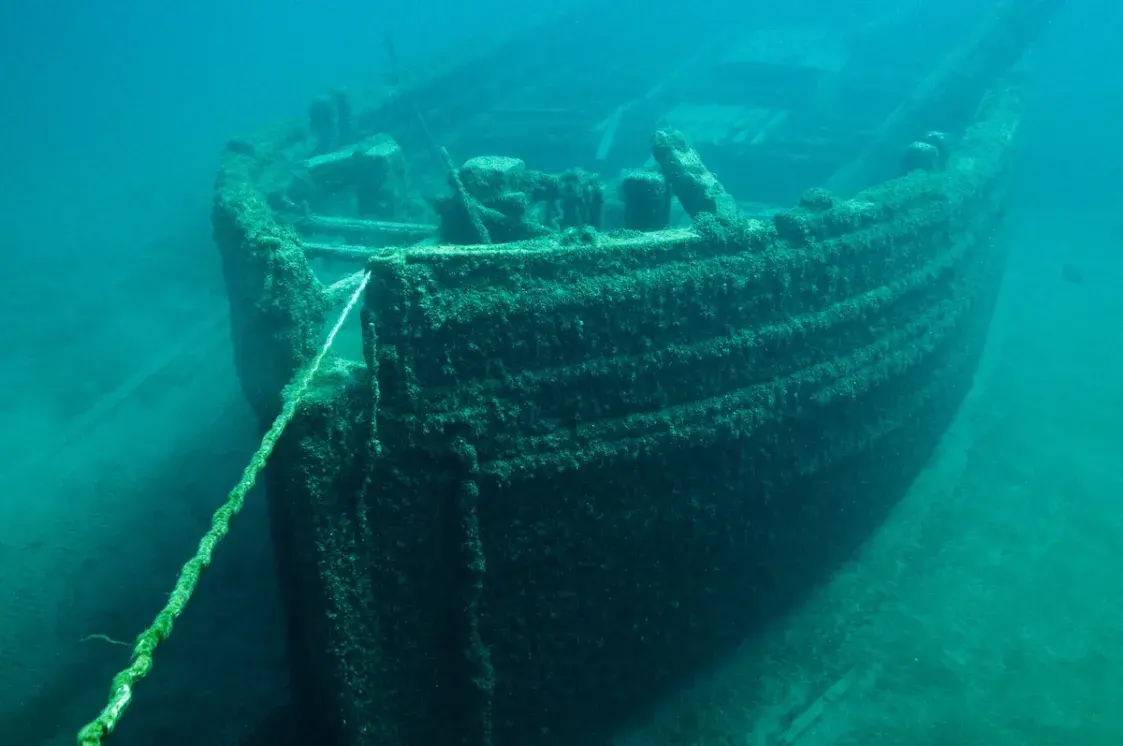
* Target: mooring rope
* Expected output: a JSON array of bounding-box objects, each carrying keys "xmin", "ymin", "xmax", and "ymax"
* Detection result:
[{"xmin": 76, "ymin": 271, "xmax": 371, "ymax": 746}]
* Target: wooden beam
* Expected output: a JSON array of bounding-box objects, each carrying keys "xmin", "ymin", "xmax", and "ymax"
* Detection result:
[{"xmin": 298, "ymin": 215, "xmax": 436, "ymax": 243}]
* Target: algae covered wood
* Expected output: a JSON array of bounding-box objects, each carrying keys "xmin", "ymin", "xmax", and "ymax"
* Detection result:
[
  {"xmin": 207, "ymin": 4, "xmax": 1054, "ymax": 745},
  {"xmin": 365, "ymin": 88, "xmax": 1014, "ymax": 483},
  {"xmin": 260, "ymin": 87, "xmax": 1016, "ymax": 746},
  {"xmin": 213, "ymin": 96, "xmax": 1018, "ymax": 746}
]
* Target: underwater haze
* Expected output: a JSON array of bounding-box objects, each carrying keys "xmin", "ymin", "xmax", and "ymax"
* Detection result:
[{"xmin": 0, "ymin": 0, "xmax": 1120, "ymax": 745}]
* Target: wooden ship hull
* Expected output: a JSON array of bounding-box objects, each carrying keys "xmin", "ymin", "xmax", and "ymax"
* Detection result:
[{"xmin": 211, "ymin": 2, "xmax": 1060, "ymax": 745}]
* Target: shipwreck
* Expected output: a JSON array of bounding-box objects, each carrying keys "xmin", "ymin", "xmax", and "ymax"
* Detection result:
[{"xmin": 208, "ymin": 1, "xmax": 1062, "ymax": 744}]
